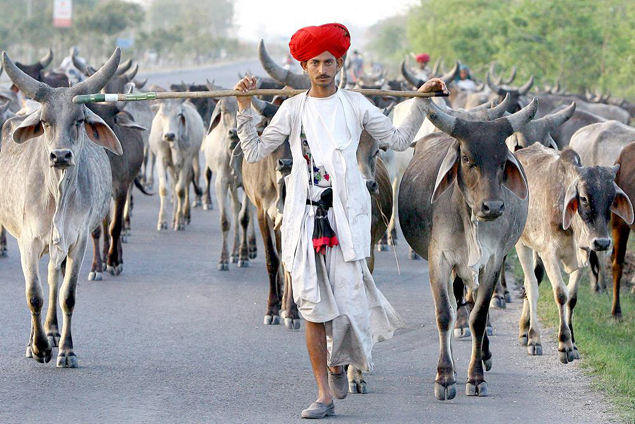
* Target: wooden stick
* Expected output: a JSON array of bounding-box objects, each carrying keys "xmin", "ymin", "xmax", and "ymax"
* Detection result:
[{"xmin": 72, "ymin": 89, "xmax": 448, "ymax": 104}]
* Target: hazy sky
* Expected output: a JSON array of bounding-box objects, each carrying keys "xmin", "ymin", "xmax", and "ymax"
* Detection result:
[{"xmin": 233, "ymin": 0, "xmax": 418, "ymax": 46}]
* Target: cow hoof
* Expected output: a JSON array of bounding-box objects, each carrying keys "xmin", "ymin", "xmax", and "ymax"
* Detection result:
[
  {"xmin": 25, "ymin": 345, "xmax": 32, "ymax": 358},
  {"xmin": 558, "ymin": 350, "xmax": 570, "ymax": 364},
  {"xmin": 87, "ymin": 272, "xmax": 102, "ymax": 281},
  {"xmin": 466, "ymin": 382, "xmax": 488, "ymax": 397},
  {"xmin": 377, "ymin": 243, "xmax": 389, "ymax": 252},
  {"xmin": 572, "ymin": 346, "xmax": 580, "ymax": 360},
  {"xmin": 388, "ymin": 238, "xmax": 397, "ymax": 246},
  {"xmin": 490, "ymin": 296, "xmax": 506, "ymax": 309},
  {"xmin": 193, "ymin": 199, "xmax": 203, "ymax": 208},
  {"xmin": 248, "ymin": 250, "xmax": 257, "ymax": 260},
  {"xmin": 175, "ymin": 224, "xmax": 185, "ymax": 231},
  {"xmin": 519, "ymin": 334, "xmax": 528, "ymax": 346},
  {"xmin": 409, "ymin": 250, "xmax": 420, "ymax": 260},
  {"xmin": 527, "ymin": 343, "xmax": 543, "ymax": 356},
  {"xmin": 203, "ymin": 203, "xmax": 213, "ymax": 211},
  {"xmin": 47, "ymin": 333, "xmax": 60, "ymax": 348},
  {"xmin": 121, "ymin": 235, "xmax": 128, "ymax": 244},
  {"xmin": 158, "ymin": 222, "xmax": 168, "ymax": 231},
  {"xmin": 486, "ymin": 325, "xmax": 493, "ymax": 336},
  {"xmin": 217, "ymin": 262, "xmax": 229, "ymax": 271},
  {"xmin": 349, "ymin": 380, "xmax": 367, "ymax": 394},
  {"xmin": 107, "ymin": 265, "xmax": 122, "ymax": 276},
  {"xmin": 231, "ymin": 255, "xmax": 239, "ymax": 264},
  {"xmin": 483, "ymin": 357, "xmax": 493, "ymax": 372},
  {"xmin": 454, "ymin": 327, "xmax": 471, "ymax": 339},
  {"xmin": 264, "ymin": 314, "xmax": 280, "ymax": 325},
  {"xmin": 434, "ymin": 382, "xmax": 456, "ymax": 401},
  {"xmin": 56, "ymin": 351, "xmax": 79, "ymax": 368},
  {"xmin": 31, "ymin": 343, "xmax": 52, "ymax": 364},
  {"xmin": 284, "ymin": 317, "xmax": 301, "ymax": 330},
  {"xmin": 0, "ymin": 247, "xmax": 7, "ymax": 258},
  {"xmin": 504, "ymin": 292, "xmax": 512, "ymax": 303},
  {"xmin": 238, "ymin": 259, "xmax": 249, "ymax": 268}
]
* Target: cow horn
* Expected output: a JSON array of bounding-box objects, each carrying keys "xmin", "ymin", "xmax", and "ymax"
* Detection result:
[
  {"xmin": 474, "ymin": 81, "xmax": 485, "ymax": 91},
  {"xmin": 338, "ymin": 63, "xmax": 347, "ymax": 89},
  {"xmin": 115, "ymin": 58, "xmax": 133, "ymax": 75},
  {"xmin": 251, "ymin": 96, "xmax": 279, "ymax": 118},
  {"xmin": 518, "ymin": 75, "xmax": 534, "ymax": 95},
  {"xmin": 440, "ymin": 59, "xmax": 447, "ymax": 74},
  {"xmin": 431, "ymin": 57, "xmax": 442, "ymax": 76},
  {"xmin": 503, "ymin": 66, "xmax": 517, "ymax": 84},
  {"xmin": 73, "ymin": 47, "xmax": 121, "ymax": 95},
  {"xmin": 534, "ymin": 102, "xmax": 575, "ymax": 133},
  {"xmin": 489, "ymin": 63, "xmax": 500, "ymax": 83},
  {"xmin": 123, "ymin": 64, "xmax": 139, "ymax": 82},
  {"xmin": 486, "ymin": 93, "xmax": 511, "ymax": 119},
  {"xmin": 39, "ymin": 48, "xmax": 53, "ymax": 68},
  {"xmin": 133, "ymin": 77, "xmax": 147, "ymax": 89},
  {"xmin": 551, "ymin": 79, "xmax": 560, "ymax": 94},
  {"xmin": 439, "ymin": 61, "xmax": 459, "ymax": 84},
  {"xmin": 467, "ymin": 99, "xmax": 497, "ymax": 112},
  {"xmin": 425, "ymin": 99, "xmax": 457, "ymax": 135},
  {"xmin": 258, "ymin": 40, "xmax": 310, "ymax": 89},
  {"xmin": 401, "ymin": 60, "xmax": 423, "ymax": 88},
  {"xmin": 486, "ymin": 71, "xmax": 505, "ymax": 96},
  {"xmin": 2, "ymin": 51, "xmax": 50, "ymax": 100},
  {"xmin": 505, "ymin": 98, "xmax": 538, "ymax": 132},
  {"xmin": 72, "ymin": 53, "xmax": 87, "ymax": 74}
]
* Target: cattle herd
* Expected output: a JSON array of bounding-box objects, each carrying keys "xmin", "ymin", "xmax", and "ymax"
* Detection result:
[{"xmin": 0, "ymin": 41, "xmax": 634, "ymax": 401}]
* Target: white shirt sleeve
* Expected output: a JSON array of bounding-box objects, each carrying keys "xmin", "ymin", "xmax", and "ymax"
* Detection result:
[
  {"xmin": 237, "ymin": 101, "xmax": 292, "ymax": 163},
  {"xmin": 361, "ymin": 95, "xmax": 427, "ymax": 152}
]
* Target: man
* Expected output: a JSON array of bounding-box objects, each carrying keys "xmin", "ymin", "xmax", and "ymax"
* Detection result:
[
  {"xmin": 348, "ymin": 49, "xmax": 364, "ymax": 82},
  {"xmin": 59, "ymin": 45, "xmax": 86, "ymax": 84},
  {"xmin": 234, "ymin": 23, "xmax": 446, "ymax": 419},
  {"xmin": 456, "ymin": 64, "xmax": 477, "ymax": 91},
  {"xmin": 415, "ymin": 52, "xmax": 430, "ymax": 81}
]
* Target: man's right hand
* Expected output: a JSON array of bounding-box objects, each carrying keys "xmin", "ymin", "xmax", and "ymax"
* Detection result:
[{"xmin": 234, "ymin": 76, "xmax": 258, "ymax": 111}]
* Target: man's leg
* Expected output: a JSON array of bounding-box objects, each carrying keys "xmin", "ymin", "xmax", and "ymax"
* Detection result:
[{"xmin": 305, "ymin": 320, "xmax": 343, "ymax": 404}]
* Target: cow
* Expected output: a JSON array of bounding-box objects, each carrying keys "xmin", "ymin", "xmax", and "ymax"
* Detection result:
[
  {"xmin": 551, "ymin": 107, "xmax": 606, "ymax": 149},
  {"xmin": 514, "ymin": 144, "xmax": 633, "ymax": 363},
  {"xmin": 259, "ymin": 40, "xmax": 311, "ymax": 89},
  {"xmin": 569, "ymin": 120, "xmax": 635, "ymax": 295},
  {"xmin": 203, "ymin": 96, "xmax": 255, "ymax": 269},
  {"xmin": 0, "ymin": 48, "xmax": 123, "ymax": 367},
  {"xmin": 13, "ymin": 48, "xmax": 69, "ymax": 89},
  {"xmin": 505, "ymin": 102, "xmax": 576, "ymax": 151},
  {"xmin": 149, "ymin": 99, "xmax": 205, "ymax": 231},
  {"xmin": 399, "ymin": 98, "xmax": 537, "ymax": 400},
  {"xmin": 169, "ymin": 81, "xmax": 218, "ymax": 129},
  {"xmin": 84, "ymin": 102, "xmax": 148, "ymax": 280}
]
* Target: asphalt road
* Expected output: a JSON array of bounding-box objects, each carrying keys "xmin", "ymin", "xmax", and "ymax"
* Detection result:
[{"xmin": 0, "ymin": 61, "xmax": 620, "ymax": 423}]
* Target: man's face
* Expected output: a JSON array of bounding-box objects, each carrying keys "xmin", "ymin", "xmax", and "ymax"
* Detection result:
[
  {"xmin": 418, "ymin": 61, "xmax": 427, "ymax": 70},
  {"xmin": 301, "ymin": 51, "xmax": 343, "ymax": 88},
  {"xmin": 460, "ymin": 69, "xmax": 468, "ymax": 80}
]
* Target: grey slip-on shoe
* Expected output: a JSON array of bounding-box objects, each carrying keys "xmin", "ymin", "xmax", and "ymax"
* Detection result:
[
  {"xmin": 328, "ymin": 369, "xmax": 348, "ymax": 399},
  {"xmin": 301, "ymin": 401, "xmax": 335, "ymax": 419}
]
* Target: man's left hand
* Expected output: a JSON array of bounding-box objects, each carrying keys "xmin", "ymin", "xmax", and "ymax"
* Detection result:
[{"xmin": 418, "ymin": 78, "xmax": 449, "ymax": 95}]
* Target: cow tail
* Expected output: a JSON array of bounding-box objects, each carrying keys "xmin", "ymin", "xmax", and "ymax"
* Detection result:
[
  {"xmin": 191, "ymin": 174, "xmax": 203, "ymax": 197},
  {"xmin": 134, "ymin": 178, "xmax": 155, "ymax": 196}
]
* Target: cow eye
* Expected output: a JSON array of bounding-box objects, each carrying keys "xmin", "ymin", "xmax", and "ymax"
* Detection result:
[
  {"xmin": 41, "ymin": 121, "xmax": 50, "ymax": 128},
  {"xmin": 76, "ymin": 119, "xmax": 84, "ymax": 127},
  {"xmin": 462, "ymin": 155, "xmax": 470, "ymax": 164},
  {"xmin": 580, "ymin": 196, "xmax": 588, "ymax": 205}
]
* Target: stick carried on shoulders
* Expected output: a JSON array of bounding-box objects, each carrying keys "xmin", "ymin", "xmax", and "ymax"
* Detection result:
[{"xmin": 72, "ymin": 89, "xmax": 448, "ymax": 104}]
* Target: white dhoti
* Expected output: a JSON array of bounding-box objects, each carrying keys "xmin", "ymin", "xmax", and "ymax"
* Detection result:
[{"xmin": 291, "ymin": 186, "xmax": 406, "ymax": 372}]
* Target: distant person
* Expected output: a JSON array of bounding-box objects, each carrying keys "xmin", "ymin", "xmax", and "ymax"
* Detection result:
[
  {"xmin": 348, "ymin": 49, "xmax": 364, "ymax": 82},
  {"xmin": 415, "ymin": 53, "xmax": 430, "ymax": 81},
  {"xmin": 282, "ymin": 52, "xmax": 298, "ymax": 72},
  {"xmin": 456, "ymin": 64, "xmax": 477, "ymax": 91},
  {"xmin": 60, "ymin": 45, "xmax": 86, "ymax": 83}
]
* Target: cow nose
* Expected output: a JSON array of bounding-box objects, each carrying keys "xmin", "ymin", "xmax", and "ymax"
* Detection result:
[
  {"xmin": 480, "ymin": 200, "xmax": 505, "ymax": 218},
  {"xmin": 49, "ymin": 149, "xmax": 74, "ymax": 167},
  {"xmin": 276, "ymin": 159, "xmax": 292, "ymax": 172},
  {"xmin": 164, "ymin": 132, "xmax": 175, "ymax": 142},
  {"xmin": 591, "ymin": 238, "xmax": 611, "ymax": 251},
  {"xmin": 228, "ymin": 128, "xmax": 238, "ymax": 139},
  {"xmin": 366, "ymin": 180, "xmax": 379, "ymax": 194}
]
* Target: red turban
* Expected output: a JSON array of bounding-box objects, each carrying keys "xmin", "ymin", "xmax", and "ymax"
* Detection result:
[
  {"xmin": 289, "ymin": 23, "xmax": 351, "ymax": 62},
  {"xmin": 416, "ymin": 53, "xmax": 430, "ymax": 63}
]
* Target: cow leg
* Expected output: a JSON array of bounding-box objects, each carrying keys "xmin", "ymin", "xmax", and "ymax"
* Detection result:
[
  {"xmin": 453, "ymin": 278, "xmax": 470, "ymax": 338},
  {"xmin": 542, "ymin": 253, "xmax": 575, "ymax": 364},
  {"xmin": 122, "ymin": 183, "xmax": 133, "ymax": 240},
  {"xmin": 429, "ymin": 254, "xmax": 457, "ymax": 400},
  {"xmin": 466, "ymin": 267, "xmax": 498, "ymax": 397},
  {"xmin": 491, "ymin": 258, "xmax": 507, "ymax": 309},
  {"xmin": 229, "ymin": 186, "xmax": 241, "ymax": 263},
  {"xmin": 588, "ymin": 251, "xmax": 603, "ymax": 293},
  {"xmin": 106, "ymin": 190, "xmax": 127, "ymax": 276},
  {"xmin": 157, "ymin": 161, "xmax": 169, "ymax": 230},
  {"xmin": 192, "ymin": 155, "xmax": 203, "ymax": 208},
  {"xmin": 0, "ymin": 226, "xmax": 7, "ymax": 257},
  {"xmin": 101, "ymin": 216, "xmax": 110, "ymax": 271},
  {"xmin": 215, "ymin": 177, "xmax": 230, "ymax": 270},
  {"xmin": 566, "ymin": 268, "xmax": 583, "ymax": 361},
  {"xmin": 146, "ymin": 148, "xmax": 156, "ymax": 189},
  {"xmin": 347, "ymin": 366, "xmax": 367, "ymax": 394},
  {"xmin": 183, "ymin": 169, "xmax": 192, "ymax": 225},
  {"xmin": 248, "ymin": 204, "xmax": 257, "ymax": 260},
  {"xmin": 377, "ymin": 231, "xmax": 389, "ymax": 252},
  {"xmin": 56, "ymin": 238, "xmax": 86, "ymax": 368},
  {"xmin": 611, "ymin": 218, "xmax": 630, "ymax": 318},
  {"xmin": 88, "ymin": 225, "xmax": 103, "ymax": 281},
  {"xmin": 173, "ymin": 167, "xmax": 187, "ymax": 231},
  {"xmin": 501, "ymin": 256, "xmax": 512, "ymax": 303},
  {"xmin": 516, "ymin": 243, "xmax": 541, "ymax": 352},
  {"xmin": 237, "ymin": 193, "xmax": 251, "ymax": 267},
  {"xmin": 22, "ymin": 240, "xmax": 52, "ymax": 363},
  {"xmin": 44, "ymin": 260, "xmax": 62, "ymax": 348},
  {"xmin": 387, "ymin": 176, "xmax": 399, "ymax": 246},
  {"xmin": 257, "ymin": 207, "xmax": 281, "ymax": 324},
  {"xmin": 282, "ymin": 270, "xmax": 300, "ymax": 330},
  {"xmin": 203, "ymin": 167, "xmax": 214, "ymax": 210}
]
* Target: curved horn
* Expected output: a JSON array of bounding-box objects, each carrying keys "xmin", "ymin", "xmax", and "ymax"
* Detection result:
[
  {"xmin": 39, "ymin": 48, "xmax": 53, "ymax": 68},
  {"xmin": 517, "ymin": 75, "xmax": 534, "ymax": 95},
  {"xmin": 400, "ymin": 60, "xmax": 423, "ymax": 88},
  {"xmin": 442, "ymin": 93, "xmax": 509, "ymax": 121},
  {"xmin": 534, "ymin": 102, "xmax": 575, "ymax": 133},
  {"xmin": 115, "ymin": 58, "xmax": 132, "ymax": 75},
  {"xmin": 440, "ymin": 59, "xmax": 447, "ymax": 74},
  {"xmin": 72, "ymin": 47, "xmax": 121, "ymax": 95},
  {"xmin": 2, "ymin": 52, "xmax": 50, "ymax": 100},
  {"xmin": 486, "ymin": 93, "xmax": 511, "ymax": 119},
  {"xmin": 551, "ymin": 79, "xmax": 560, "ymax": 94},
  {"xmin": 486, "ymin": 70, "xmax": 505, "ymax": 95},
  {"xmin": 439, "ymin": 61, "xmax": 459, "ymax": 85},
  {"xmin": 251, "ymin": 96, "xmax": 279, "ymax": 118},
  {"xmin": 0, "ymin": 63, "xmax": 3, "ymax": 77},
  {"xmin": 467, "ymin": 99, "xmax": 497, "ymax": 112},
  {"xmin": 475, "ymin": 81, "xmax": 485, "ymax": 91},
  {"xmin": 505, "ymin": 98, "xmax": 538, "ymax": 132},
  {"xmin": 123, "ymin": 64, "xmax": 139, "ymax": 82},
  {"xmin": 431, "ymin": 56, "xmax": 442, "ymax": 76},
  {"xmin": 489, "ymin": 63, "xmax": 500, "ymax": 83},
  {"xmin": 258, "ymin": 40, "xmax": 310, "ymax": 89},
  {"xmin": 133, "ymin": 77, "xmax": 147, "ymax": 89},
  {"xmin": 425, "ymin": 99, "xmax": 457, "ymax": 135},
  {"xmin": 71, "ymin": 53, "xmax": 87, "ymax": 74},
  {"xmin": 503, "ymin": 66, "xmax": 516, "ymax": 84},
  {"xmin": 338, "ymin": 63, "xmax": 347, "ymax": 89}
]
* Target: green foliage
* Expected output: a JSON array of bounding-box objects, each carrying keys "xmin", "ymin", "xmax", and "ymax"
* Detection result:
[{"xmin": 368, "ymin": 0, "xmax": 635, "ymax": 100}]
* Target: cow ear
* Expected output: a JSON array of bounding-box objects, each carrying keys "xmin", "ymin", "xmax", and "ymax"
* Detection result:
[
  {"xmin": 432, "ymin": 140, "xmax": 459, "ymax": 203},
  {"xmin": 13, "ymin": 109, "xmax": 43, "ymax": 143},
  {"xmin": 84, "ymin": 107, "xmax": 123, "ymax": 155},
  {"xmin": 562, "ymin": 180, "xmax": 579, "ymax": 230},
  {"xmin": 503, "ymin": 151, "xmax": 528, "ymax": 200},
  {"xmin": 612, "ymin": 183, "xmax": 634, "ymax": 225},
  {"xmin": 207, "ymin": 105, "xmax": 221, "ymax": 135},
  {"xmin": 115, "ymin": 111, "xmax": 147, "ymax": 131}
]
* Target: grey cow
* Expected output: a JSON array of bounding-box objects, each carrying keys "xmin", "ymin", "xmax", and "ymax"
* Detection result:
[
  {"xmin": 150, "ymin": 99, "xmax": 205, "ymax": 231},
  {"xmin": 399, "ymin": 98, "xmax": 536, "ymax": 400},
  {"xmin": 514, "ymin": 144, "xmax": 633, "ymax": 363},
  {"xmin": 0, "ymin": 48, "xmax": 123, "ymax": 367}
]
